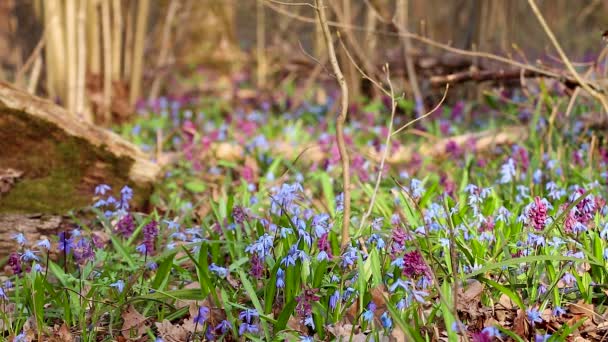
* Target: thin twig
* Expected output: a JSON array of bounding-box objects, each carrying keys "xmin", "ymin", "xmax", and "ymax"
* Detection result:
[
  {"xmin": 527, "ymin": 0, "xmax": 608, "ymax": 113},
  {"xmin": 264, "ymin": 0, "xmax": 605, "ymax": 93},
  {"xmin": 315, "ymin": 0, "xmax": 351, "ymax": 247},
  {"xmin": 359, "ymin": 65, "xmax": 396, "ymax": 232},
  {"xmin": 392, "ymin": 84, "xmax": 449, "ymax": 136}
]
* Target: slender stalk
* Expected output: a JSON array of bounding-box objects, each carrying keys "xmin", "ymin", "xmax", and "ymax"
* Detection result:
[
  {"xmin": 148, "ymin": 0, "xmax": 179, "ymax": 100},
  {"xmin": 315, "ymin": 0, "xmax": 351, "ymax": 247}
]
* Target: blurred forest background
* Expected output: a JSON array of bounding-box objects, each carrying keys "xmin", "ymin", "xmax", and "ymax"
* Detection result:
[{"xmin": 0, "ymin": 0, "xmax": 607, "ymax": 124}]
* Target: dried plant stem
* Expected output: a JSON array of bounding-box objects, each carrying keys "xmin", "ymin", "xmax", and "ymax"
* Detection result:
[
  {"xmin": 527, "ymin": 0, "xmax": 608, "ymax": 113},
  {"xmin": 265, "ymin": 0, "xmax": 603, "ymax": 92},
  {"xmin": 130, "ymin": 0, "xmax": 150, "ymax": 105},
  {"xmin": 27, "ymin": 56, "xmax": 43, "ymax": 94},
  {"xmin": 101, "ymin": 0, "xmax": 113, "ymax": 122},
  {"xmin": 315, "ymin": 0, "xmax": 351, "ymax": 247},
  {"xmin": 359, "ymin": 65, "xmax": 396, "ymax": 232}
]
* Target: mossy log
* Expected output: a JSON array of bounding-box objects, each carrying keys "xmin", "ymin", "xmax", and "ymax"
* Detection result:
[{"xmin": 0, "ymin": 81, "xmax": 159, "ymax": 214}]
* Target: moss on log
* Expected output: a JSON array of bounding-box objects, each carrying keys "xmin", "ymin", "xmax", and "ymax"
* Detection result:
[{"xmin": 0, "ymin": 81, "xmax": 159, "ymax": 213}]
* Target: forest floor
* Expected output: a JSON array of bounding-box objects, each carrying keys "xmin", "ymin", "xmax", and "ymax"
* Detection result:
[{"xmin": 2, "ymin": 71, "xmax": 608, "ymax": 341}]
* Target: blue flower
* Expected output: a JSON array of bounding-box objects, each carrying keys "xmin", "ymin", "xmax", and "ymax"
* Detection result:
[
  {"xmin": 245, "ymin": 234, "xmax": 274, "ymax": 259},
  {"xmin": 239, "ymin": 309, "xmax": 259, "ymax": 324},
  {"xmin": 552, "ymin": 306, "xmax": 566, "ymax": 317},
  {"xmin": 340, "ymin": 247, "xmax": 358, "ymax": 268},
  {"xmin": 499, "ymin": 158, "xmax": 517, "ymax": 184},
  {"xmin": 12, "ymin": 233, "xmax": 27, "ymax": 246},
  {"xmin": 410, "ymin": 179, "xmax": 425, "ymax": 198},
  {"xmin": 300, "ymin": 336, "xmax": 314, "ymax": 342},
  {"xmin": 238, "ymin": 323, "xmax": 259, "ymax": 335},
  {"xmin": 481, "ymin": 326, "xmax": 500, "ymax": 337},
  {"xmin": 20, "ymin": 249, "xmax": 39, "ymax": 262},
  {"xmin": 362, "ymin": 302, "xmax": 376, "ymax": 323},
  {"xmin": 329, "ymin": 290, "xmax": 340, "ymax": 310},
  {"xmin": 535, "ymin": 334, "xmax": 551, "ymax": 342},
  {"xmin": 276, "ymin": 268, "xmax": 285, "ymax": 288},
  {"xmin": 136, "ymin": 243, "xmax": 148, "ymax": 255},
  {"xmin": 389, "ymin": 278, "xmax": 410, "ymax": 293},
  {"xmin": 13, "ymin": 331, "xmax": 27, "ymax": 342},
  {"xmin": 0, "ymin": 287, "xmax": 7, "ymax": 300},
  {"xmin": 95, "ymin": 184, "xmax": 111, "ymax": 195},
  {"xmin": 209, "ymin": 263, "xmax": 228, "ymax": 278},
  {"xmin": 110, "ymin": 279, "xmax": 125, "ymax": 293},
  {"xmin": 380, "ymin": 312, "xmax": 392, "ymax": 329},
  {"xmin": 526, "ymin": 308, "xmax": 543, "ymax": 326},
  {"xmin": 36, "ymin": 239, "xmax": 51, "ymax": 251}
]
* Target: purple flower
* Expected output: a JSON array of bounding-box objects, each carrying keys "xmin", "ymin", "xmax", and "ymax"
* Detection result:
[
  {"xmin": 215, "ymin": 320, "xmax": 232, "ymax": 334},
  {"xmin": 528, "ymin": 197, "xmax": 548, "ymax": 230},
  {"xmin": 232, "ymin": 205, "xmax": 248, "ymax": 225},
  {"xmin": 58, "ymin": 231, "xmax": 74, "ymax": 254},
  {"xmin": 194, "ymin": 306, "xmax": 210, "ymax": 324},
  {"xmin": 250, "ymin": 254, "xmax": 264, "ymax": 279},
  {"xmin": 116, "ymin": 214, "xmax": 135, "ymax": 237},
  {"xmin": 403, "ymin": 250, "xmax": 428, "ymax": 278},
  {"xmin": 8, "ymin": 252, "xmax": 22, "ymax": 275},
  {"xmin": 143, "ymin": 220, "xmax": 159, "ymax": 253},
  {"xmin": 73, "ymin": 238, "xmax": 94, "ymax": 264}
]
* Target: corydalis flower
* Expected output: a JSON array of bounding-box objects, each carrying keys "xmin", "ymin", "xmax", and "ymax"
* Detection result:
[
  {"xmin": 142, "ymin": 220, "xmax": 159, "ymax": 253},
  {"xmin": 402, "ymin": 250, "xmax": 428, "ymax": 278},
  {"xmin": 116, "ymin": 214, "xmax": 135, "ymax": 237},
  {"xmin": 527, "ymin": 197, "xmax": 549, "ymax": 230}
]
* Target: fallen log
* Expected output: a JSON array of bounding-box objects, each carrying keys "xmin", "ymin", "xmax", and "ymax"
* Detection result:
[{"xmin": 0, "ymin": 81, "xmax": 160, "ymax": 214}]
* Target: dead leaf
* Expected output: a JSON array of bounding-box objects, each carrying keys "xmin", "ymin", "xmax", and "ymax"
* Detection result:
[
  {"xmin": 570, "ymin": 300, "xmax": 595, "ymax": 319},
  {"xmin": 513, "ymin": 309, "xmax": 529, "ymax": 339},
  {"xmin": 155, "ymin": 320, "xmax": 189, "ymax": 342},
  {"xmin": 121, "ymin": 305, "xmax": 148, "ymax": 338}
]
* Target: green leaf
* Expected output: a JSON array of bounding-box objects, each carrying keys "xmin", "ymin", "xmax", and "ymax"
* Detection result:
[
  {"xmin": 465, "ymin": 255, "xmax": 600, "ymax": 279},
  {"xmin": 184, "ymin": 180, "xmax": 206, "ymax": 193},
  {"xmin": 110, "ymin": 235, "xmax": 136, "ymax": 268}
]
